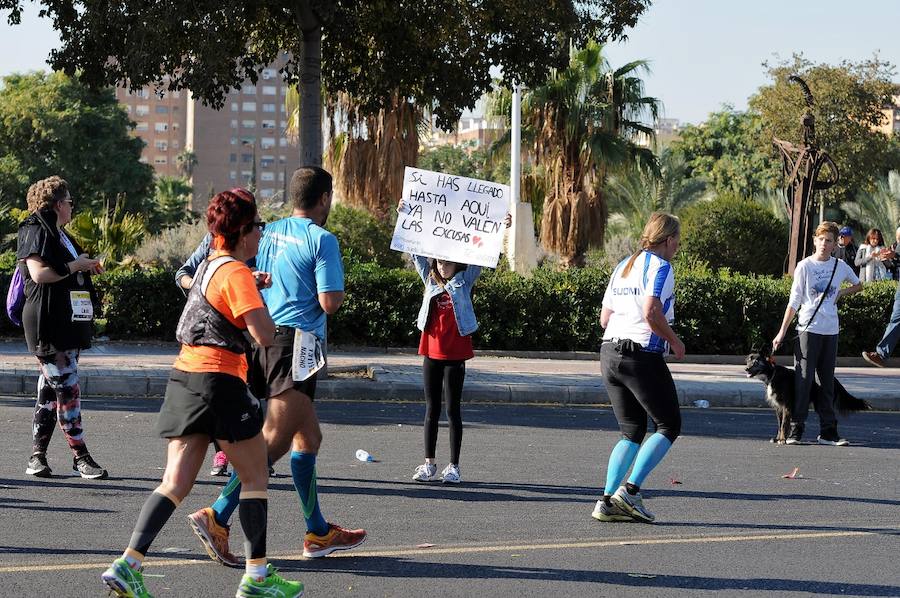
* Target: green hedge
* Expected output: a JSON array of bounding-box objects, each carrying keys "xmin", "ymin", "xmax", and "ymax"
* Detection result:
[{"xmin": 1, "ymin": 265, "xmax": 896, "ymax": 356}]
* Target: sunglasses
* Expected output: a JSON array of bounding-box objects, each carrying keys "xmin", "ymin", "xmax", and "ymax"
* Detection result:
[{"xmin": 255, "ymin": 221, "xmax": 266, "ymax": 231}]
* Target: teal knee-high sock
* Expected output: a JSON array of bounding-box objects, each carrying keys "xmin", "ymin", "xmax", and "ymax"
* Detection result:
[
  {"xmin": 604, "ymin": 438, "xmax": 640, "ymax": 495},
  {"xmin": 628, "ymin": 433, "xmax": 673, "ymax": 488},
  {"xmin": 290, "ymin": 451, "xmax": 328, "ymax": 536},
  {"xmin": 211, "ymin": 471, "xmax": 242, "ymax": 526}
]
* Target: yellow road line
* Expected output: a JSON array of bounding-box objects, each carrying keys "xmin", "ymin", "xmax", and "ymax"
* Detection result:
[{"xmin": 0, "ymin": 530, "xmax": 879, "ymax": 574}]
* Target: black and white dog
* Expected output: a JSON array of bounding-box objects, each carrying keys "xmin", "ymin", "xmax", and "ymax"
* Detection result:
[{"xmin": 744, "ymin": 346, "xmax": 870, "ymax": 443}]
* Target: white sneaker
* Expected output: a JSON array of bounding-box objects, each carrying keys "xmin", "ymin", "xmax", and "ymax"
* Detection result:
[
  {"xmin": 611, "ymin": 486, "xmax": 655, "ymax": 523},
  {"xmin": 441, "ymin": 463, "xmax": 461, "ymax": 484},
  {"xmin": 412, "ymin": 463, "xmax": 438, "ymax": 482}
]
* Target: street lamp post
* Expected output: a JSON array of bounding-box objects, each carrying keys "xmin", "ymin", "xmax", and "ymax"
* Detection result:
[{"xmin": 505, "ymin": 83, "xmax": 537, "ymax": 275}]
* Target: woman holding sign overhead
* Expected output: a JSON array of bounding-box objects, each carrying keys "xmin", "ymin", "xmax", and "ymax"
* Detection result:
[{"xmin": 398, "ymin": 196, "xmax": 510, "ymax": 485}]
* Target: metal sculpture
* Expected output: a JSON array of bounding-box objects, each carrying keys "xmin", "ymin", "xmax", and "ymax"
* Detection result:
[{"xmin": 773, "ymin": 75, "xmax": 839, "ymax": 275}]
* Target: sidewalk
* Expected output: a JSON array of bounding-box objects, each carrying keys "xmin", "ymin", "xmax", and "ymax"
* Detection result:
[{"xmin": 1, "ymin": 340, "xmax": 898, "ymax": 410}]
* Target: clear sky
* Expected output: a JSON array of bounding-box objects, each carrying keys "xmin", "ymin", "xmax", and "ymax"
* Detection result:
[{"xmin": 1, "ymin": 1, "xmax": 898, "ymax": 125}]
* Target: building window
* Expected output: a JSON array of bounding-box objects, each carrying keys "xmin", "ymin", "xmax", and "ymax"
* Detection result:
[
  {"xmin": 260, "ymin": 188, "xmax": 275, "ymax": 198},
  {"xmin": 172, "ymin": 139, "xmax": 180, "ymax": 149},
  {"xmin": 139, "ymin": 156, "xmax": 149, "ymax": 164},
  {"xmin": 240, "ymin": 137, "xmax": 256, "ymax": 146},
  {"xmin": 281, "ymin": 87, "xmax": 287, "ymax": 95},
  {"xmin": 135, "ymin": 105, "xmax": 150, "ymax": 116},
  {"xmin": 261, "ymin": 120, "xmax": 276, "ymax": 130},
  {"xmin": 154, "ymin": 122, "xmax": 168, "ymax": 132},
  {"xmin": 281, "ymin": 105, "xmax": 287, "ymax": 114},
  {"xmin": 230, "ymin": 119, "xmax": 238, "ymax": 129},
  {"xmin": 124, "ymin": 105, "xmax": 132, "ymax": 114},
  {"xmin": 260, "ymin": 156, "xmax": 275, "ymax": 168},
  {"xmin": 241, "ymin": 170, "xmax": 252, "ymax": 179},
  {"xmin": 154, "ymin": 140, "xmax": 168, "ymax": 151},
  {"xmin": 242, "ymin": 85, "xmax": 256, "ymax": 95},
  {"xmin": 172, "ymin": 90, "xmax": 181, "ymax": 99},
  {"xmin": 172, "ymin": 122, "xmax": 179, "ymax": 130},
  {"xmin": 242, "ymin": 119, "xmax": 256, "ymax": 129},
  {"xmin": 153, "ymin": 156, "xmax": 168, "ymax": 165},
  {"xmin": 262, "ymin": 68, "xmax": 276, "ymax": 80},
  {"xmin": 139, "ymin": 88, "xmax": 151, "ymax": 99},
  {"xmin": 229, "ymin": 153, "xmax": 237, "ymax": 163},
  {"xmin": 155, "ymin": 105, "xmax": 169, "ymax": 114},
  {"xmin": 231, "ymin": 102, "xmax": 239, "ymax": 112},
  {"xmin": 262, "ymin": 86, "xmax": 277, "ymax": 96},
  {"xmin": 241, "ymin": 153, "xmax": 253, "ymax": 163},
  {"xmin": 229, "ymin": 171, "xmax": 237, "ymax": 181},
  {"xmin": 262, "ymin": 103, "xmax": 276, "ymax": 113},
  {"xmin": 279, "ymin": 172, "xmax": 285, "ymax": 182},
  {"xmin": 261, "ymin": 172, "xmax": 275, "ymax": 182},
  {"xmin": 135, "ymin": 122, "xmax": 149, "ymax": 132},
  {"xmin": 261, "ymin": 137, "xmax": 276, "ymax": 149},
  {"xmin": 230, "ymin": 137, "xmax": 238, "ymax": 145},
  {"xmin": 278, "ymin": 138, "xmax": 288, "ymax": 147},
  {"xmin": 242, "ymin": 101, "xmax": 257, "ymax": 111},
  {"xmin": 279, "ymin": 155, "xmax": 287, "ymax": 164}
]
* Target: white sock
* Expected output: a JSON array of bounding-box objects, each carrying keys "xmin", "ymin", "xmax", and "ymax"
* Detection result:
[
  {"xmin": 246, "ymin": 561, "xmax": 268, "ymax": 580},
  {"xmin": 122, "ymin": 553, "xmax": 142, "ymax": 569}
]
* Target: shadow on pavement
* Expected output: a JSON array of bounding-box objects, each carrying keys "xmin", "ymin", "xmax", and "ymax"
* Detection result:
[{"xmin": 270, "ymin": 555, "xmax": 900, "ymax": 596}]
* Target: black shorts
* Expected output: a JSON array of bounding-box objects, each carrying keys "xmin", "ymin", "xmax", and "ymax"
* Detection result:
[
  {"xmin": 156, "ymin": 369, "xmax": 264, "ymax": 442},
  {"xmin": 248, "ymin": 326, "xmax": 318, "ymax": 401}
]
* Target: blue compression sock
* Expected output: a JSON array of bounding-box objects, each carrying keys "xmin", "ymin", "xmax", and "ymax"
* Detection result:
[
  {"xmin": 604, "ymin": 438, "xmax": 640, "ymax": 495},
  {"xmin": 211, "ymin": 471, "xmax": 242, "ymax": 526},
  {"xmin": 628, "ymin": 433, "xmax": 673, "ymax": 488},
  {"xmin": 290, "ymin": 451, "xmax": 328, "ymax": 536}
]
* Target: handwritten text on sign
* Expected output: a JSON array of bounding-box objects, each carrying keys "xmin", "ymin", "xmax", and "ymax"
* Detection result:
[{"xmin": 390, "ymin": 167, "xmax": 510, "ymax": 267}]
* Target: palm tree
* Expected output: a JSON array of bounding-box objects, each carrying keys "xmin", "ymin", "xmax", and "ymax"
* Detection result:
[
  {"xmin": 605, "ymin": 148, "xmax": 707, "ymax": 238},
  {"xmin": 841, "ymin": 170, "xmax": 900, "ymax": 237},
  {"xmin": 174, "ymin": 150, "xmax": 198, "ymax": 179},
  {"xmin": 490, "ymin": 41, "xmax": 660, "ymax": 267},
  {"xmin": 67, "ymin": 197, "xmax": 146, "ymax": 267},
  {"xmin": 285, "ymin": 88, "xmax": 421, "ymax": 221}
]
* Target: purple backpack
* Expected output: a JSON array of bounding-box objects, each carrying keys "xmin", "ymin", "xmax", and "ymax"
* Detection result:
[{"xmin": 5, "ymin": 266, "xmax": 25, "ymax": 327}]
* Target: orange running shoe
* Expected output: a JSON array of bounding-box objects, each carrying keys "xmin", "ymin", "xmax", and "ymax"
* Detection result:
[
  {"xmin": 303, "ymin": 522, "xmax": 367, "ymax": 558},
  {"xmin": 187, "ymin": 507, "xmax": 242, "ymax": 567}
]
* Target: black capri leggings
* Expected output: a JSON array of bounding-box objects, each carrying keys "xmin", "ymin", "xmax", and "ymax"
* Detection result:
[
  {"xmin": 422, "ymin": 356, "xmax": 465, "ymax": 464},
  {"xmin": 600, "ymin": 340, "xmax": 681, "ymax": 443}
]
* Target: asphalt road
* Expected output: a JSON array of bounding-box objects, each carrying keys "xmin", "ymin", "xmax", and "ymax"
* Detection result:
[{"xmin": 0, "ymin": 396, "xmax": 897, "ymax": 597}]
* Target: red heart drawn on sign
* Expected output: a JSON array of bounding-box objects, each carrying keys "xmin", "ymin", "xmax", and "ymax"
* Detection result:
[{"xmin": 472, "ymin": 235, "xmax": 482, "ymax": 247}]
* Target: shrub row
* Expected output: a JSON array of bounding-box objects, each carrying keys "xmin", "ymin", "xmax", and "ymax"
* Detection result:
[{"xmin": 1, "ymin": 266, "xmax": 896, "ymax": 356}]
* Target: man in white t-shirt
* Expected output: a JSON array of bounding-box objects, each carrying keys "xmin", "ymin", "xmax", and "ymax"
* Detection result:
[{"xmin": 773, "ymin": 222, "xmax": 862, "ymax": 445}]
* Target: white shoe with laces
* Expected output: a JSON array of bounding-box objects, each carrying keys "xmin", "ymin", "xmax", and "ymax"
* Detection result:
[
  {"xmin": 441, "ymin": 463, "xmax": 461, "ymax": 484},
  {"xmin": 412, "ymin": 463, "xmax": 438, "ymax": 482}
]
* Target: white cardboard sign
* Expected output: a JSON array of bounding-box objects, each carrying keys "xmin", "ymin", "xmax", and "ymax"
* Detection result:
[{"xmin": 390, "ymin": 167, "xmax": 510, "ymax": 268}]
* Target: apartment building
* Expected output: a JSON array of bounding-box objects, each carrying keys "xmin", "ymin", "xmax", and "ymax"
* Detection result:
[
  {"xmin": 117, "ymin": 58, "xmax": 300, "ymax": 211},
  {"xmin": 877, "ymin": 95, "xmax": 900, "ymax": 137},
  {"xmin": 115, "ymin": 84, "xmax": 187, "ymax": 178}
]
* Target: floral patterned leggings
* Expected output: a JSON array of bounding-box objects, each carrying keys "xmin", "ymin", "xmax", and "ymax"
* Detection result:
[{"xmin": 32, "ymin": 350, "xmax": 88, "ymax": 457}]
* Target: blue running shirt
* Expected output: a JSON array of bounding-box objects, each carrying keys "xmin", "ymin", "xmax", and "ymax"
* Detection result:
[
  {"xmin": 256, "ymin": 217, "xmax": 344, "ymax": 340},
  {"xmin": 601, "ymin": 250, "xmax": 675, "ymax": 353}
]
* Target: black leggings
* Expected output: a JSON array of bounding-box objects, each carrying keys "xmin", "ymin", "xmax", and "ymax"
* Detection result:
[
  {"xmin": 422, "ymin": 356, "xmax": 465, "ymax": 464},
  {"xmin": 600, "ymin": 341, "xmax": 681, "ymax": 443}
]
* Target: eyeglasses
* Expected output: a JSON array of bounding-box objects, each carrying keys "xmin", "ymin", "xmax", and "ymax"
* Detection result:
[
  {"xmin": 255, "ymin": 221, "xmax": 266, "ymax": 231},
  {"xmin": 62, "ymin": 198, "xmax": 74, "ymax": 207}
]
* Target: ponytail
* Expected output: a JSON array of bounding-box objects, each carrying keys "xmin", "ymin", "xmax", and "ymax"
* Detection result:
[{"xmin": 620, "ymin": 212, "xmax": 681, "ymax": 278}]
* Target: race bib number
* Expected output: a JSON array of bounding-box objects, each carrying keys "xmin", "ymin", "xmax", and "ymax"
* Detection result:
[
  {"xmin": 70, "ymin": 290, "xmax": 93, "ymax": 322},
  {"xmin": 292, "ymin": 329, "xmax": 325, "ymax": 382}
]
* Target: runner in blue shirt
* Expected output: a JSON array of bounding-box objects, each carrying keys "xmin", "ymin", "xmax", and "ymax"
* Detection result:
[{"xmin": 188, "ymin": 167, "xmax": 366, "ymax": 567}]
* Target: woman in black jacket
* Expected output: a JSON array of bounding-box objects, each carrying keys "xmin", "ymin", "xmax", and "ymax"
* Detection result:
[{"xmin": 16, "ymin": 176, "xmax": 107, "ymax": 479}]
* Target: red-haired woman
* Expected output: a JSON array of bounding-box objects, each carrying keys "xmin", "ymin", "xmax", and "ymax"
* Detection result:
[{"xmin": 102, "ymin": 190, "xmax": 303, "ymax": 598}]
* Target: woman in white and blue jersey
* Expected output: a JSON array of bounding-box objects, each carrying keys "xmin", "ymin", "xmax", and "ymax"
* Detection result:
[{"xmin": 592, "ymin": 212, "xmax": 685, "ymax": 524}]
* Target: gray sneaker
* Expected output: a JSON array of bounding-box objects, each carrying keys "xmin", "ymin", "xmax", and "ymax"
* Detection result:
[
  {"xmin": 25, "ymin": 453, "xmax": 51, "ymax": 477},
  {"xmin": 611, "ymin": 486, "xmax": 655, "ymax": 523},
  {"xmin": 412, "ymin": 463, "xmax": 437, "ymax": 482},
  {"xmin": 73, "ymin": 454, "xmax": 108, "ymax": 479},
  {"xmin": 591, "ymin": 499, "xmax": 633, "ymax": 522}
]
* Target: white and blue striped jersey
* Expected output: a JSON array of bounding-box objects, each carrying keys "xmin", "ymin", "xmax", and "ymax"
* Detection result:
[{"xmin": 601, "ymin": 250, "xmax": 676, "ymax": 353}]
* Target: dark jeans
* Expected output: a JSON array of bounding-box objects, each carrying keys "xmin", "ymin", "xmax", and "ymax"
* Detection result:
[
  {"xmin": 876, "ymin": 283, "xmax": 900, "ymax": 359},
  {"xmin": 793, "ymin": 332, "xmax": 838, "ymax": 429}
]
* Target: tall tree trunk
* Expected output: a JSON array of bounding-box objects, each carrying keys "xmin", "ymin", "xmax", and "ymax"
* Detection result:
[{"xmin": 294, "ymin": 1, "xmax": 323, "ymax": 167}]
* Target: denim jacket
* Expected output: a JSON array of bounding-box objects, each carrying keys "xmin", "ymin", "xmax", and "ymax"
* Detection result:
[{"xmin": 412, "ymin": 254, "xmax": 481, "ymax": 337}]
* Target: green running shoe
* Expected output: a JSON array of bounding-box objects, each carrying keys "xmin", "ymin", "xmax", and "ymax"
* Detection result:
[
  {"xmin": 236, "ymin": 564, "xmax": 303, "ymax": 597},
  {"xmin": 101, "ymin": 558, "xmax": 153, "ymax": 598}
]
